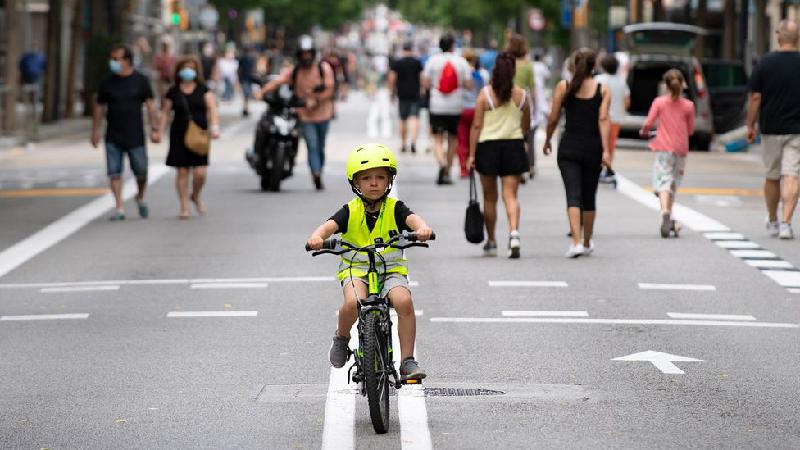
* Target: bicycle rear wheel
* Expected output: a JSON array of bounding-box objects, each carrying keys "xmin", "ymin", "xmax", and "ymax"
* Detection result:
[{"xmin": 362, "ymin": 312, "xmax": 390, "ymax": 434}]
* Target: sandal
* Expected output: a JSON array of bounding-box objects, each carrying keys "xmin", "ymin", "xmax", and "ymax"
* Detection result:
[{"xmin": 190, "ymin": 194, "xmax": 207, "ymax": 215}]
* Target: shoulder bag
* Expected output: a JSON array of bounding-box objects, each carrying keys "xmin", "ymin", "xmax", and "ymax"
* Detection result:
[{"xmin": 178, "ymin": 92, "xmax": 210, "ymax": 156}]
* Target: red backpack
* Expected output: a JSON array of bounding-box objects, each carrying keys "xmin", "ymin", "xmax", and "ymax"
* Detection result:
[{"xmin": 438, "ymin": 60, "xmax": 458, "ymax": 94}]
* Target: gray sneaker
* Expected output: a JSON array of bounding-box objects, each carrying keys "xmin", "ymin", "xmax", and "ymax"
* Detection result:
[
  {"xmin": 329, "ymin": 334, "xmax": 351, "ymax": 368},
  {"xmin": 779, "ymin": 222, "xmax": 794, "ymax": 240},
  {"xmin": 483, "ymin": 241, "xmax": 497, "ymax": 256},
  {"xmin": 399, "ymin": 357, "xmax": 427, "ymax": 381}
]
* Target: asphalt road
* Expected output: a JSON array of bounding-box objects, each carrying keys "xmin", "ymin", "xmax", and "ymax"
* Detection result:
[{"xmin": 0, "ymin": 92, "xmax": 798, "ymax": 449}]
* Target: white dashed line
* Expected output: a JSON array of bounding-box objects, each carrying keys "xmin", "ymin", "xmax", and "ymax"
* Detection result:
[
  {"xmin": 189, "ymin": 283, "xmax": 268, "ymax": 290},
  {"xmin": 666, "ymin": 312, "xmax": 756, "ymax": 321},
  {"xmin": 502, "ymin": 310, "xmax": 589, "ymax": 317},
  {"xmin": 714, "ymin": 241, "xmax": 760, "ymax": 249},
  {"xmin": 166, "ymin": 311, "xmax": 258, "ymax": 317},
  {"xmin": 40, "ymin": 285, "xmax": 120, "ymax": 293},
  {"xmin": 638, "ymin": 283, "xmax": 716, "ymax": 291},
  {"xmin": 729, "ymin": 250, "xmax": 778, "ymax": 259},
  {"xmin": 488, "ymin": 281, "xmax": 568, "ymax": 288},
  {"xmin": 321, "ymin": 324, "xmax": 357, "ymax": 450},
  {"xmin": 429, "ymin": 317, "xmax": 798, "ymax": 328},
  {"xmin": 744, "ymin": 260, "xmax": 795, "ymax": 269},
  {"xmin": 1, "ymin": 313, "xmax": 90, "ymax": 321}
]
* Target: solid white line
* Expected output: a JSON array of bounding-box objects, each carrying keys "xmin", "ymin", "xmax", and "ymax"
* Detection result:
[
  {"xmin": 392, "ymin": 308, "xmax": 432, "ymax": 450},
  {"xmin": 190, "ymin": 276, "xmax": 334, "ymax": 283},
  {"xmin": 428, "ymin": 317, "xmax": 799, "ymax": 328},
  {"xmin": 166, "ymin": 311, "xmax": 258, "ymax": 317},
  {"xmin": 488, "ymin": 281, "xmax": 568, "ymax": 288},
  {"xmin": 1, "ymin": 313, "xmax": 90, "ymax": 321},
  {"xmin": 0, "ymin": 276, "xmax": 334, "ymax": 290},
  {"xmin": 40, "ymin": 285, "xmax": 120, "ymax": 293},
  {"xmin": 745, "ymin": 259, "xmax": 795, "ymax": 269},
  {"xmin": 761, "ymin": 270, "xmax": 800, "ymax": 288},
  {"xmin": 615, "ymin": 174, "xmax": 730, "ymax": 232},
  {"xmin": 502, "ymin": 310, "xmax": 589, "ymax": 317},
  {"xmin": 715, "ymin": 240, "xmax": 760, "ymax": 249},
  {"xmin": 729, "ymin": 250, "xmax": 777, "ymax": 259},
  {"xmin": 638, "ymin": 283, "xmax": 716, "ymax": 291},
  {"xmin": 703, "ymin": 232, "xmax": 745, "ymax": 240},
  {"xmin": 0, "ymin": 165, "xmax": 169, "ymax": 279},
  {"xmin": 189, "ymin": 283, "xmax": 268, "ymax": 290},
  {"xmin": 321, "ymin": 324, "xmax": 357, "ymax": 450},
  {"xmin": 667, "ymin": 312, "xmax": 756, "ymax": 321}
]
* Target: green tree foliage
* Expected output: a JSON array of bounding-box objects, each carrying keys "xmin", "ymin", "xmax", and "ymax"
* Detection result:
[{"xmin": 208, "ymin": 0, "xmax": 373, "ymax": 35}]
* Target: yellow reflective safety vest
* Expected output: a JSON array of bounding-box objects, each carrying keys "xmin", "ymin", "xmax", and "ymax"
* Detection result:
[{"xmin": 337, "ymin": 197, "xmax": 408, "ymax": 281}]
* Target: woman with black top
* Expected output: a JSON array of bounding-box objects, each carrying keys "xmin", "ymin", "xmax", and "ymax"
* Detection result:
[
  {"xmin": 543, "ymin": 49, "xmax": 611, "ymax": 258},
  {"xmin": 158, "ymin": 56, "xmax": 220, "ymax": 219}
]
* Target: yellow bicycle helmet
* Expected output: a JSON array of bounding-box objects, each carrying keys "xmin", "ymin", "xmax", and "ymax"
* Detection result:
[{"xmin": 346, "ymin": 143, "xmax": 398, "ymax": 181}]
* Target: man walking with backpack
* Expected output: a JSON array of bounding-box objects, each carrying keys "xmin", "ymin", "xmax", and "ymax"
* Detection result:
[{"xmin": 423, "ymin": 34, "xmax": 472, "ymax": 184}]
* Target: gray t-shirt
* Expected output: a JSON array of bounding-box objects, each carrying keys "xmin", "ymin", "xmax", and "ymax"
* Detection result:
[
  {"xmin": 423, "ymin": 52, "xmax": 471, "ymax": 115},
  {"xmin": 594, "ymin": 73, "xmax": 629, "ymax": 123}
]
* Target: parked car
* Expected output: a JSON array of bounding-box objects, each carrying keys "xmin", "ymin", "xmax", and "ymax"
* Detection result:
[
  {"xmin": 620, "ymin": 23, "xmax": 714, "ymax": 150},
  {"xmin": 701, "ymin": 59, "xmax": 748, "ymax": 134}
]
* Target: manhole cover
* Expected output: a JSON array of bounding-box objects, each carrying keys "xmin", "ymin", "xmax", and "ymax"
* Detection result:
[{"xmin": 423, "ymin": 387, "xmax": 505, "ymax": 397}]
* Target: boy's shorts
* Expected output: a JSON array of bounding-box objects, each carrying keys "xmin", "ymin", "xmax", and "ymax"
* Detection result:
[
  {"xmin": 341, "ymin": 273, "xmax": 409, "ymax": 298},
  {"xmin": 652, "ymin": 151, "xmax": 686, "ymax": 194}
]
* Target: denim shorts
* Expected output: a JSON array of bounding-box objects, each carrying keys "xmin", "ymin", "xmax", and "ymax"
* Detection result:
[
  {"xmin": 106, "ymin": 141, "xmax": 148, "ymax": 179},
  {"xmin": 398, "ymin": 99, "xmax": 420, "ymax": 120}
]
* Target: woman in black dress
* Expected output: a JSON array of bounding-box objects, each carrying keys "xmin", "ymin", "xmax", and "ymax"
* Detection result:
[
  {"xmin": 543, "ymin": 49, "xmax": 611, "ymax": 258},
  {"xmin": 158, "ymin": 56, "xmax": 220, "ymax": 219}
]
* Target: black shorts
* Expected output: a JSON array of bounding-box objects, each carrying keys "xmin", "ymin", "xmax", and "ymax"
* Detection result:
[
  {"xmin": 429, "ymin": 114, "xmax": 460, "ymax": 135},
  {"xmin": 475, "ymin": 139, "xmax": 528, "ymax": 176},
  {"xmin": 398, "ymin": 99, "xmax": 420, "ymax": 120}
]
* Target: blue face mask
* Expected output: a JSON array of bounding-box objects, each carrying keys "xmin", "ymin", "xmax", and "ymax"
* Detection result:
[
  {"xmin": 109, "ymin": 60, "xmax": 122, "ymax": 74},
  {"xmin": 179, "ymin": 68, "xmax": 197, "ymax": 81}
]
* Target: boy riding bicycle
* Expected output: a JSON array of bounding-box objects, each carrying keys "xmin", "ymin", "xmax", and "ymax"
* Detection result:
[{"xmin": 306, "ymin": 143, "xmax": 433, "ymax": 381}]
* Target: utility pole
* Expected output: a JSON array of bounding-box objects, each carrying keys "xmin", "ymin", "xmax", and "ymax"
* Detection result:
[
  {"xmin": 2, "ymin": 0, "xmax": 21, "ymax": 132},
  {"xmin": 42, "ymin": 0, "xmax": 63, "ymax": 123}
]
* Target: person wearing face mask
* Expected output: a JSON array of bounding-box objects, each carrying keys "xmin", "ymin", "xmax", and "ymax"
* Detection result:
[
  {"xmin": 158, "ymin": 56, "xmax": 221, "ymax": 219},
  {"xmin": 256, "ymin": 35, "xmax": 335, "ymax": 190},
  {"xmin": 92, "ymin": 43, "xmax": 160, "ymax": 221}
]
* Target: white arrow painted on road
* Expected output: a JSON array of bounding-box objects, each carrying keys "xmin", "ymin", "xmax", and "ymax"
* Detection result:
[{"xmin": 612, "ymin": 351, "xmax": 703, "ymax": 375}]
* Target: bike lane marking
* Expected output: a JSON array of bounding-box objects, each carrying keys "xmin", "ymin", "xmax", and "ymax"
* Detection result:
[
  {"xmin": 502, "ymin": 310, "xmax": 589, "ymax": 317},
  {"xmin": 321, "ymin": 324, "xmax": 357, "ymax": 450},
  {"xmin": 488, "ymin": 281, "xmax": 568, "ymax": 288},
  {"xmin": 666, "ymin": 312, "xmax": 756, "ymax": 321},
  {"xmin": 392, "ymin": 315, "xmax": 432, "ymax": 450},
  {"xmin": 189, "ymin": 283, "xmax": 268, "ymax": 290},
  {"xmin": 166, "ymin": 311, "xmax": 258, "ymax": 317},
  {"xmin": 429, "ymin": 317, "xmax": 798, "ymax": 328}
]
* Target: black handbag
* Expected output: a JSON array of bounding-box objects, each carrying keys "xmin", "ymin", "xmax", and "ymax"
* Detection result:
[{"xmin": 464, "ymin": 169, "xmax": 485, "ymax": 244}]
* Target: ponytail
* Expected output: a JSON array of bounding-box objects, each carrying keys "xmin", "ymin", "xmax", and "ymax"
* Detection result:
[
  {"xmin": 566, "ymin": 48, "xmax": 596, "ymax": 99},
  {"xmin": 663, "ymin": 69, "xmax": 685, "ymax": 100}
]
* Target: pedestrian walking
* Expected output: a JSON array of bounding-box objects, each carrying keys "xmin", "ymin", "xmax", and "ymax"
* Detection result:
[
  {"xmin": 238, "ymin": 46, "xmax": 257, "ymax": 117},
  {"xmin": 256, "ymin": 35, "xmax": 335, "ymax": 190},
  {"xmin": 91, "ymin": 43, "xmax": 160, "ymax": 221},
  {"xmin": 200, "ymin": 42, "xmax": 219, "ymax": 95},
  {"xmin": 366, "ymin": 55, "xmax": 392, "ymax": 138},
  {"xmin": 218, "ymin": 46, "xmax": 239, "ymax": 102},
  {"xmin": 639, "ymin": 69, "xmax": 695, "ymax": 238},
  {"xmin": 456, "ymin": 49, "xmax": 489, "ymax": 178},
  {"xmin": 747, "ymin": 19, "xmax": 800, "ymax": 239},
  {"xmin": 388, "ymin": 42, "xmax": 423, "ymax": 154},
  {"xmin": 153, "ymin": 41, "xmax": 176, "ymax": 101},
  {"xmin": 157, "ymin": 56, "xmax": 220, "ymax": 219},
  {"xmin": 543, "ymin": 48, "xmax": 611, "ymax": 258},
  {"xmin": 505, "ymin": 34, "xmax": 536, "ymax": 179},
  {"xmin": 594, "ymin": 53, "xmax": 630, "ymax": 186},
  {"xmin": 467, "ymin": 52, "xmax": 530, "ymax": 258},
  {"xmin": 423, "ymin": 34, "xmax": 473, "ymax": 185}
]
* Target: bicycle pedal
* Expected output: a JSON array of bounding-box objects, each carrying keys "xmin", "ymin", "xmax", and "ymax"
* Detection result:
[{"xmin": 402, "ymin": 378, "xmax": 422, "ymax": 385}]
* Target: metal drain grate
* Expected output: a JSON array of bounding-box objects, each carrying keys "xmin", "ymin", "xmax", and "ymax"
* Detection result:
[{"xmin": 423, "ymin": 387, "xmax": 505, "ymax": 397}]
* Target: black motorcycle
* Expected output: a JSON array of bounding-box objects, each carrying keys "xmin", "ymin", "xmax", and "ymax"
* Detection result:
[{"xmin": 245, "ymin": 87, "xmax": 305, "ymax": 192}]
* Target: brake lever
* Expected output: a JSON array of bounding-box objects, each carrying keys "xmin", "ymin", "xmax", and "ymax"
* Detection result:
[
  {"xmin": 393, "ymin": 242, "xmax": 430, "ymax": 250},
  {"xmin": 311, "ymin": 249, "xmax": 343, "ymax": 257}
]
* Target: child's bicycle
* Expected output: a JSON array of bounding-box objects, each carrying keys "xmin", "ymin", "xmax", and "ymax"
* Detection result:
[{"xmin": 305, "ymin": 231, "xmax": 434, "ymax": 434}]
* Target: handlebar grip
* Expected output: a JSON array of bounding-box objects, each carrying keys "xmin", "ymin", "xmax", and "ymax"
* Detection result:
[
  {"xmin": 305, "ymin": 238, "xmax": 339, "ymax": 252},
  {"xmin": 404, "ymin": 232, "xmax": 435, "ymax": 242}
]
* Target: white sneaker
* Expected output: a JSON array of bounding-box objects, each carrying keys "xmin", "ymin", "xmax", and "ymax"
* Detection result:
[
  {"xmin": 779, "ymin": 222, "xmax": 794, "ymax": 239},
  {"xmin": 508, "ymin": 230, "xmax": 521, "ymax": 259},
  {"xmin": 766, "ymin": 217, "xmax": 780, "ymax": 237},
  {"xmin": 565, "ymin": 243, "xmax": 585, "ymax": 258},
  {"xmin": 583, "ymin": 240, "xmax": 594, "ymax": 256}
]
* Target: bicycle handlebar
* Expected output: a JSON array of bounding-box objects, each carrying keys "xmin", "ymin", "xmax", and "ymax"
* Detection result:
[{"xmin": 305, "ymin": 231, "xmax": 436, "ymax": 255}]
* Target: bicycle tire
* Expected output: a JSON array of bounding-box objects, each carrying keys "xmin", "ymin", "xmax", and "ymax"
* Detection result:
[{"xmin": 362, "ymin": 312, "xmax": 390, "ymax": 434}]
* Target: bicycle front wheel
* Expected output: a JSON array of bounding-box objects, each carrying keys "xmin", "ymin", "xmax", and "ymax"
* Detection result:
[{"xmin": 362, "ymin": 312, "xmax": 390, "ymax": 434}]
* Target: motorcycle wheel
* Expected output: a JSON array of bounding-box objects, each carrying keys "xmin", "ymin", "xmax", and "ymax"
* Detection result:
[
  {"xmin": 260, "ymin": 174, "xmax": 271, "ymax": 191},
  {"xmin": 268, "ymin": 144, "xmax": 285, "ymax": 192}
]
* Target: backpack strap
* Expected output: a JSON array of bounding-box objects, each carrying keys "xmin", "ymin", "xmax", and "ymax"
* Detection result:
[{"xmin": 483, "ymin": 86, "xmax": 495, "ymax": 110}]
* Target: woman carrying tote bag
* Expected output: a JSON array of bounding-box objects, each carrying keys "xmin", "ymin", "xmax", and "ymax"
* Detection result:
[{"xmin": 158, "ymin": 56, "xmax": 220, "ymax": 219}]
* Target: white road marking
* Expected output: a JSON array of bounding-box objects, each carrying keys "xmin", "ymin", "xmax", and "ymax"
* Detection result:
[
  {"xmin": 189, "ymin": 283, "xmax": 268, "ymax": 290},
  {"xmin": 729, "ymin": 250, "xmax": 777, "ymax": 259},
  {"xmin": 761, "ymin": 270, "xmax": 800, "ymax": 288},
  {"xmin": 408, "ymin": 281, "xmax": 420, "ymax": 287},
  {"xmin": 488, "ymin": 281, "xmax": 568, "ymax": 288},
  {"xmin": 0, "ymin": 165, "xmax": 169, "ymax": 279},
  {"xmin": 745, "ymin": 259, "xmax": 795, "ymax": 269},
  {"xmin": 666, "ymin": 312, "xmax": 756, "ymax": 321},
  {"xmin": 789, "ymin": 288, "xmax": 800, "ymax": 294},
  {"xmin": 428, "ymin": 317, "xmax": 798, "ymax": 328},
  {"xmin": 322, "ymin": 324, "xmax": 357, "ymax": 450},
  {"xmin": 715, "ymin": 240, "xmax": 760, "ymax": 249},
  {"xmin": 0, "ymin": 276, "xmax": 334, "ymax": 290},
  {"xmin": 190, "ymin": 276, "xmax": 333, "ymax": 283},
  {"xmin": 502, "ymin": 310, "xmax": 589, "ymax": 317},
  {"xmin": 1, "ymin": 313, "xmax": 90, "ymax": 321},
  {"xmin": 390, "ymin": 310, "xmax": 424, "ymax": 317},
  {"xmin": 615, "ymin": 175, "xmax": 729, "ymax": 232},
  {"xmin": 40, "ymin": 285, "xmax": 120, "ymax": 293},
  {"xmin": 612, "ymin": 351, "xmax": 702, "ymax": 375},
  {"xmin": 638, "ymin": 283, "xmax": 716, "ymax": 291},
  {"xmin": 166, "ymin": 311, "xmax": 258, "ymax": 317},
  {"xmin": 703, "ymin": 232, "xmax": 745, "ymax": 240},
  {"xmin": 391, "ymin": 309, "xmax": 432, "ymax": 450}
]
